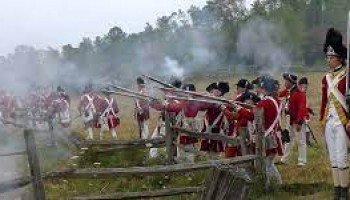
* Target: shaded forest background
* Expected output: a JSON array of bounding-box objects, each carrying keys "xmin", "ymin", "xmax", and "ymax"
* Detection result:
[{"xmin": 1, "ymin": 0, "xmax": 350, "ymax": 90}]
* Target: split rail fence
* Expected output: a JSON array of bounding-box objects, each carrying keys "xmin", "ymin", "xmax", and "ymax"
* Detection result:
[{"xmin": 0, "ymin": 107, "xmax": 265, "ymax": 200}]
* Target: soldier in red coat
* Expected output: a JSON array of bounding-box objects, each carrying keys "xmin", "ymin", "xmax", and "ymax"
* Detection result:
[
  {"xmin": 78, "ymin": 84, "xmax": 98, "ymax": 140},
  {"xmin": 135, "ymin": 77, "xmax": 150, "ymax": 139},
  {"xmin": 221, "ymin": 91, "xmax": 261, "ymax": 157},
  {"xmin": 321, "ymin": 28, "xmax": 350, "ymax": 199},
  {"xmin": 149, "ymin": 78, "xmax": 183, "ymax": 158},
  {"xmin": 279, "ymin": 73, "xmax": 308, "ymax": 166},
  {"xmin": 199, "ymin": 82, "xmax": 230, "ymax": 158},
  {"xmin": 96, "ymin": 91, "xmax": 120, "ymax": 140},
  {"xmin": 175, "ymin": 84, "xmax": 201, "ymax": 163},
  {"xmin": 237, "ymin": 77, "xmax": 283, "ymax": 187},
  {"xmin": 47, "ymin": 87, "xmax": 71, "ymax": 128},
  {"xmin": 298, "ymin": 77, "xmax": 315, "ymax": 146},
  {"xmin": 149, "ymin": 83, "xmax": 201, "ymax": 162},
  {"xmin": 44, "ymin": 87, "xmax": 71, "ymax": 145}
]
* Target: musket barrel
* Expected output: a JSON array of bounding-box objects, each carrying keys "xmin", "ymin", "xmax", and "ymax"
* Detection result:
[
  {"xmin": 166, "ymin": 95, "xmax": 255, "ymax": 108},
  {"xmin": 102, "ymin": 90, "xmax": 158, "ymax": 101},
  {"xmin": 142, "ymin": 75, "xmax": 175, "ymax": 89}
]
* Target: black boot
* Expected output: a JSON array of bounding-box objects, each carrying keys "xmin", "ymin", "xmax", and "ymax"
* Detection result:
[
  {"xmin": 340, "ymin": 187, "xmax": 349, "ymax": 200},
  {"xmin": 335, "ymin": 186, "xmax": 341, "ymax": 200}
]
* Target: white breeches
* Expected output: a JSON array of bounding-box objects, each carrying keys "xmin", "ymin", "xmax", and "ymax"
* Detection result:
[
  {"xmin": 86, "ymin": 127, "xmax": 94, "ymax": 140},
  {"xmin": 149, "ymin": 121, "xmax": 165, "ymax": 158},
  {"xmin": 140, "ymin": 120, "xmax": 150, "ymax": 139},
  {"xmin": 100, "ymin": 127, "xmax": 117, "ymax": 140},
  {"xmin": 265, "ymin": 156, "xmax": 282, "ymax": 185},
  {"xmin": 177, "ymin": 144, "xmax": 195, "ymax": 163},
  {"xmin": 325, "ymin": 122, "xmax": 348, "ymax": 169},
  {"xmin": 281, "ymin": 124, "xmax": 307, "ymax": 164}
]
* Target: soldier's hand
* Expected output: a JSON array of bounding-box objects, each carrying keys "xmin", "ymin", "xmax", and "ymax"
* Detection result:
[
  {"xmin": 296, "ymin": 124, "xmax": 302, "ymax": 132},
  {"xmin": 220, "ymin": 104, "xmax": 227, "ymax": 111}
]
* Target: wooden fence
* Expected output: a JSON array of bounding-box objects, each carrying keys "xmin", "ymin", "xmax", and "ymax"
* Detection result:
[{"xmin": 0, "ymin": 108, "xmax": 265, "ymax": 200}]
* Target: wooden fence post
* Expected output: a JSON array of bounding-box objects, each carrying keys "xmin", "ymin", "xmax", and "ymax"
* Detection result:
[
  {"xmin": 165, "ymin": 111, "xmax": 176, "ymax": 164},
  {"xmin": 24, "ymin": 129, "xmax": 46, "ymax": 200},
  {"xmin": 238, "ymin": 128, "xmax": 248, "ymax": 156},
  {"xmin": 253, "ymin": 107, "xmax": 264, "ymax": 174}
]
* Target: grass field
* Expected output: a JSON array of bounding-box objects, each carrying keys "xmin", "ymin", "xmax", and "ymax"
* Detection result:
[{"xmin": 42, "ymin": 71, "xmax": 337, "ymax": 199}]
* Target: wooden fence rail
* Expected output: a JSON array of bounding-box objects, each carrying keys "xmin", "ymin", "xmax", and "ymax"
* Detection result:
[
  {"xmin": 44, "ymin": 155, "xmax": 256, "ymax": 179},
  {"xmin": 0, "ymin": 150, "xmax": 27, "ymax": 157},
  {"xmin": 73, "ymin": 187, "xmax": 204, "ymax": 200}
]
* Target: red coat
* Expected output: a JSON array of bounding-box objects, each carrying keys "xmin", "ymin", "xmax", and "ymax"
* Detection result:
[
  {"xmin": 78, "ymin": 93, "xmax": 99, "ymax": 127},
  {"xmin": 320, "ymin": 69, "xmax": 347, "ymax": 122},
  {"xmin": 150, "ymin": 99, "xmax": 180, "ymax": 121},
  {"xmin": 135, "ymin": 88, "xmax": 150, "ymax": 121},
  {"xmin": 178, "ymin": 102, "xmax": 201, "ymax": 145},
  {"xmin": 238, "ymin": 96, "xmax": 283, "ymax": 156},
  {"xmin": 48, "ymin": 97, "xmax": 71, "ymax": 128},
  {"xmin": 96, "ymin": 96, "xmax": 119, "ymax": 129},
  {"xmin": 199, "ymin": 103, "xmax": 226, "ymax": 152},
  {"xmin": 280, "ymin": 86, "xmax": 307, "ymax": 125}
]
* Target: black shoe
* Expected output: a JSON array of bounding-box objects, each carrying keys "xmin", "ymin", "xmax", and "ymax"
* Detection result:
[
  {"xmin": 275, "ymin": 161, "xmax": 286, "ymax": 165},
  {"xmin": 334, "ymin": 186, "xmax": 341, "ymax": 200},
  {"xmin": 340, "ymin": 187, "xmax": 349, "ymax": 200}
]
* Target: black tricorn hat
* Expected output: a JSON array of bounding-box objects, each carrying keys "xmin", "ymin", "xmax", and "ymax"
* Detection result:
[
  {"xmin": 252, "ymin": 75, "xmax": 272, "ymax": 88},
  {"xmin": 323, "ymin": 28, "xmax": 347, "ymax": 59},
  {"xmin": 137, "ymin": 77, "xmax": 145, "ymax": 85},
  {"xmin": 298, "ymin": 77, "xmax": 308, "ymax": 85},
  {"xmin": 57, "ymin": 86, "xmax": 65, "ymax": 92},
  {"xmin": 182, "ymin": 84, "xmax": 196, "ymax": 92},
  {"xmin": 283, "ymin": 72, "xmax": 298, "ymax": 84},
  {"xmin": 261, "ymin": 78, "xmax": 279, "ymax": 93},
  {"xmin": 206, "ymin": 82, "xmax": 230, "ymax": 95},
  {"xmin": 170, "ymin": 79, "xmax": 182, "ymax": 89},
  {"xmin": 236, "ymin": 79, "xmax": 250, "ymax": 89}
]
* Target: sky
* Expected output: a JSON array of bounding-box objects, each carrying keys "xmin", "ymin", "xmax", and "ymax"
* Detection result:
[
  {"xmin": 0, "ymin": 0, "xmax": 210, "ymax": 56},
  {"xmin": 0, "ymin": 0, "xmax": 254, "ymax": 56}
]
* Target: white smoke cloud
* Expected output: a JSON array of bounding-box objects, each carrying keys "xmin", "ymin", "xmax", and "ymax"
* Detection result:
[
  {"xmin": 236, "ymin": 17, "xmax": 291, "ymax": 75},
  {"xmin": 162, "ymin": 57, "xmax": 185, "ymax": 80}
]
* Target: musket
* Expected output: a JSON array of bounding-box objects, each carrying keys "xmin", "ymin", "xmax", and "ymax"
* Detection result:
[
  {"xmin": 166, "ymin": 95, "xmax": 255, "ymax": 109},
  {"xmin": 142, "ymin": 74, "xmax": 176, "ymax": 89},
  {"xmin": 102, "ymin": 90, "xmax": 159, "ymax": 101},
  {"xmin": 306, "ymin": 123, "xmax": 318, "ymax": 145},
  {"xmin": 108, "ymin": 84, "xmax": 139, "ymax": 95},
  {"xmin": 165, "ymin": 88, "xmax": 255, "ymax": 109}
]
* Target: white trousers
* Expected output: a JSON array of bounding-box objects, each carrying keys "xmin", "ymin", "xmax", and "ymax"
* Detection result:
[
  {"xmin": 177, "ymin": 144, "xmax": 195, "ymax": 163},
  {"xmin": 99, "ymin": 128, "xmax": 117, "ymax": 140},
  {"xmin": 149, "ymin": 121, "xmax": 165, "ymax": 158},
  {"xmin": 281, "ymin": 124, "xmax": 307, "ymax": 164},
  {"xmin": 265, "ymin": 156, "xmax": 282, "ymax": 186},
  {"xmin": 140, "ymin": 120, "xmax": 150, "ymax": 139},
  {"xmin": 325, "ymin": 121, "xmax": 348, "ymax": 169}
]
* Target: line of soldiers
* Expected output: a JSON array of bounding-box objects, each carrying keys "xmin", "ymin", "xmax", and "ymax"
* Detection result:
[
  {"xmin": 0, "ymin": 86, "xmax": 71, "ymax": 129},
  {"xmin": 133, "ymin": 74, "xmax": 311, "ymax": 187},
  {"xmin": 76, "ymin": 27, "xmax": 350, "ymax": 198}
]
